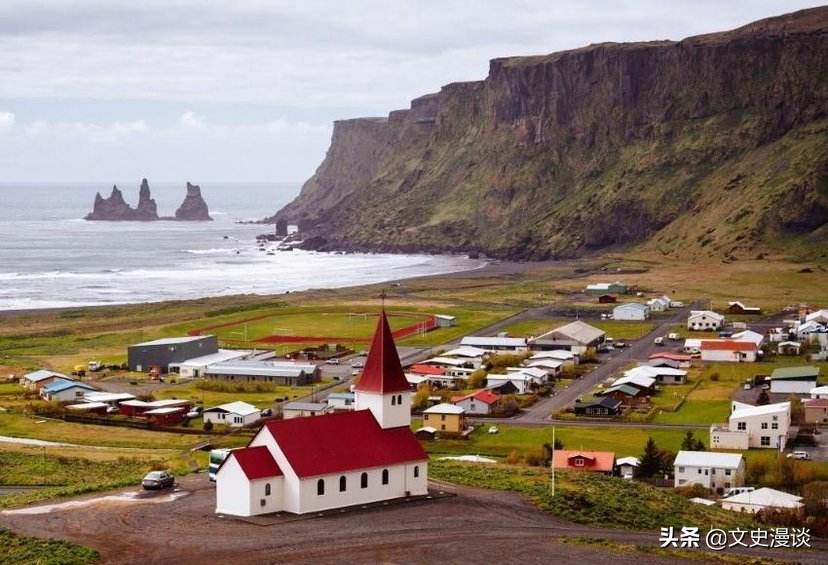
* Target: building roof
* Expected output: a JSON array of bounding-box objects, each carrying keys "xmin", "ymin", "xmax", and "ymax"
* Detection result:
[
  {"xmin": 132, "ymin": 335, "xmax": 212, "ymax": 347},
  {"xmin": 700, "ymin": 340, "xmax": 756, "ymax": 352},
  {"xmin": 575, "ymin": 396, "xmax": 622, "ymax": 410},
  {"xmin": 65, "ymin": 402, "xmax": 109, "ymax": 411},
  {"xmin": 730, "ymin": 402, "xmax": 790, "ymax": 420},
  {"xmin": 82, "ymin": 391, "xmax": 136, "ymax": 403},
  {"xmin": 552, "ymin": 450, "xmax": 615, "ymax": 472},
  {"xmin": 42, "ymin": 379, "xmax": 96, "ymax": 394},
  {"xmin": 204, "ymin": 401, "xmax": 260, "ymax": 416},
  {"xmin": 23, "ymin": 369, "xmax": 69, "ymax": 383},
  {"xmin": 526, "ymin": 360, "xmax": 564, "ymax": 370},
  {"xmin": 460, "ymin": 336, "xmax": 526, "ymax": 348},
  {"xmin": 805, "ymin": 309, "xmax": 828, "ymax": 323},
  {"xmin": 452, "ymin": 389, "xmax": 500, "ymax": 406},
  {"xmin": 810, "ymin": 385, "xmax": 828, "ymax": 395},
  {"xmin": 353, "ymin": 311, "xmax": 411, "ymax": 394},
  {"xmin": 443, "ymin": 346, "xmax": 488, "ymax": 358},
  {"xmin": 805, "ymin": 399, "xmax": 828, "ymax": 408},
  {"xmin": 144, "ymin": 407, "xmax": 185, "ymax": 415},
  {"xmin": 728, "ymin": 301, "xmax": 761, "ymax": 312},
  {"xmin": 770, "ymin": 366, "xmax": 820, "ymax": 380},
  {"xmin": 408, "ymin": 364, "xmax": 445, "ymax": 376},
  {"xmin": 649, "ymin": 353, "xmax": 692, "ymax": 362},
  {"xmin": 507, "ymin": 367, "xmax": 547, "ymax": 379},
  {"xmin": 530, "ymin": 350, "xmax": 576, "ymax": 361},
  {"xmin": 731, "ymin": 330, "xmax": 764, "ymax": 345},
  {"xmin": 283, "ymin": 402, "xmax": 329, "ymax": 412},
  {"xmin": 614, "ymin": 374, "xmax": 656, "ymax": 389},
  {"xmin": 674, "ymin": 451, "xmax": 743, "ymax": 469},
  {"xmin": 168, "ymin": 349, "xmax": 252, "ymax": 369},
  {"xmin": 616, "ymin": 456, "xmax": 640, "ymax": 467},
  {"xmin": 423, "ymin": 356, "xmax": 468, "ymax": 367},
  {"xmin": 259, "ymin": 410, "xmax": 427, "ymax": 478},
  {"xmin": 585, "ymin": 281, "xmax": 625, "ymax": 291},
  {"xmin": 614, "ymin": 302, "xmax": 648, "ymax": 312},
  {"xmin": 538, "ymin": 320, "xmax": 605, "ymax": 345},
  {"xmin": 434, "ymin": 314, "xmax": 456, "ymax": 321},
  {"xmin": 424, "ymin": 403, "xmax": 465, "ymax": 415},
  {"xmin": 722, "ymin": 487, "xmax": 803, "ymax": 509},
  {"xmin": 328, "ymin": 392, "xmax": 355, "ymax": 400},
  {"xmin": 204, "ymin": 359, "xmax": 315, "ymax": 378},
  {"xmin": 599, "ymin": 384, "xmax": 643, "ymax": 397},
  {"xmin": 625, "ymin": 365, "xmax": 686, "ymax": 379},
  {"xmin": 228, "ymin": 445, "xmax": 283, "ymax": 480},
  {"xmin": 688, "ymin": 310, "xmax": 725, "ymax": 322}
]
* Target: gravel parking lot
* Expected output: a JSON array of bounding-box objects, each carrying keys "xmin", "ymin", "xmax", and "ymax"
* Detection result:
[{"xmin": 2, "ymin": 474, "xmax": 824, "ymax": 564}]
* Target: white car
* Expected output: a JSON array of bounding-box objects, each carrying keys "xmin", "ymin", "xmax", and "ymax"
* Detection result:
[
  {"xmin": 787, "ymin": 451, "xmax": 810, "ymax": 460},
  {"xmin": 654, "ymin": 337, "xmax": 664, "ymax": 345},
  {"xmin": 325, "ymin": 358, "xmax": 340, "ymax": 365},
  {"xmin": 488, "ymin": 426, "xmax": 499, "ymax": 434}
]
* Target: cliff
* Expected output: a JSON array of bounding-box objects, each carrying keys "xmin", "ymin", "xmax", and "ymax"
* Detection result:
[
  {"xmin": 174, "ymin": 182, "xmax": 213, "ymax": 221},
  {"xmin": 85, "ymin": 180, "xmax": 211, "ymax": 221},
  {"xmin": 271, "ymin": 8, "xmax": 828, "ymax": 260}
]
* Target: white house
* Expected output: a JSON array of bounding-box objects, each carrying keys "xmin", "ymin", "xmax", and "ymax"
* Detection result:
[
  {"xmin": 810, "ymin": 385, "xmax": 828, "ymax": 399},
  {"xmin": 614, "ymin": 373, "xmax": 656, "ymax": 391},
  {"xmin": 215, "ymin": 311, "xmax": 428, "ymax": 517},
  {"xmin": 647, "ymin": 297, "xmax": 671, "ymax": 313},
  {"xmin": 529, "ymin": 321, "xmax": 605, "ymax": 354},
  {"xmin": 168, "ymin": 349, "xmax": 253, "ymax": 378},
  {"xmin": 486, "ymin": 373, "xmax": 538, "ymax": 394},
  {"xmin": 459, "ymin": 336, "xmax": 527, "ymax": 352},
  {"xmin": 613, "ymin": 303, "xmax": 650, "ymax": 321},
  {"xmin": 529, "ymin": 350, "xmax": 578, "ymax": 369},
  {"xmin": 525, "ymin": 359, "xmax": 564, "ymax": 376},
  {"xmin": 507, "ymin": 366, "xmax": 549, "ymax": 383},
  {"xmin": 674, "ymin": 451, "xmax": 745, "ymax": 492},
  {"xmin": 282, "ymin": 402, "xmax": 333, "ymax": 419},
  {"xmin": 687, "ymin": 310, "xmax": 725, "ymax": 331},
  {"xmin": 700, "ymin": 340, "xmax": 758, "ymax": 363},
  {"xmin": 731, "ymin": 330, "xmax": 765, "ymax": 348},
  {"xmin": 22, "ymin": 369, "xmax": 71, "ymax": 391},
  {"xmin": 805, "ymin": 309, "xmax": 828, "ymax": 324},
  {"xmin": 616, "ymin": 456, "xmax": 639, "ymax": 479},
  {"xmin": 327, "ymin": 392, "xmax": 355, "ymax": 410},
  {"xmin": 769, "ymin": 366, "xmax": 820, "ymax": 394},
  {"xmin": 710, "ymin": 401, "xmax": 790, "ymax": 450},
  {"xmin": 451, "ymin": 389, "xmax": 500, "ymax": 415},
  {"xmin": 624, "ymin": 365, "xmax": 687, "ymax": 385},
  {"xmin": 203, "ymin": 401, "xmax": 261, "ymax": 428},
  {"xmin": 721, "ymin": 488, "xmax": 804, "ymax": 514}
]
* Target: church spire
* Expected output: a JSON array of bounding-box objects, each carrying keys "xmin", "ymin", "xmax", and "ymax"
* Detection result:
[{"xmin": 353, "ymin": 310, "xmax": 409, "ymax": 394}]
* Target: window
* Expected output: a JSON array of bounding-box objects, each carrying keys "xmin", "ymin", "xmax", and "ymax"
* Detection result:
[
  {"xmin": 725, "ymin": 470, "xmax": 731, "ymax": 476},
  {"xmin": 317, "ymin": 479, "xmax": 325, "ymax": 495},
  {"xmin": 360, "ymin": 472, "xmax": 368, "ymax": 489},
  {"xmin": 391, "ymin": 396, "xmax": 396, "ymax": 406},
  {"xmin": 414, "ymin": 466, "xmax": 419, "ymax": 478},
  {"xmin": 761, "ymin": 436, "xmax": 771, "ymax": 447},
  {"xmin": 441, "ymin": 424, "xmax": 446, "ymax": 431},
  {"xmin": 265, "ymin": 483, "xmax": 271, "ymax": 496},
  {"xmin": 678, "ymin": 467, "xmax": 685, "ymax": 473},
  {"xmin": 737, "ymin": 422, "xmax": 746, "ymax": 431},
  {"xmin": 772, "ymin": 423, "xmax": 778, "ymax": 430},
  {"xmin": 441, "ymin": 415, "xmax": 446, "ymax": 421},
  {"xmin": 574, "ymin": 458, "xmax": 585, "ymax": 467},
  {"xmin": 339, "ymin": 476, "xmax": 347, "ymax": 492},
  {"xmin": 397, "ymin": 394, "xmax": 402, "ymax": 405},
  {"xmin": 761, "ymin": 422, "xmax": 768, "ymax": 430},
  {"xmin": 382, "ymin": 469, "xmax": 389, "ymax": 485}
]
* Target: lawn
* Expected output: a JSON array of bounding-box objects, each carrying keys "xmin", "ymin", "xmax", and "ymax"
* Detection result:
[
  {"xmin": 652, "ymin": 400, "xmax": 731, "ymax": 425},
  {"xmin": 0, "ymin": 528, "xmax": 99, "ymax": 564},
  {"xmin": 153, "ymin": 379, "xmax": 329, "ymax": 408},
  {"xmin": 429, "ymin": 459, "xmax": 753, "ymax": 531},
  {"xmin": 424, "ymin": 423, "xmax": 695, "ymax": 458},
  {"xmin": 504, "ymin": 318, "xmax": 656, "ymax": 340}
]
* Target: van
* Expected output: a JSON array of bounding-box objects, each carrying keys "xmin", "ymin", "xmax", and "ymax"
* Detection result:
[{"xmin": 668, "ymin": 333, "xmax": 681, "ymax": 341}]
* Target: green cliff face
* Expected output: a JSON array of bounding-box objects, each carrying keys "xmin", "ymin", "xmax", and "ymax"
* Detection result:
[{"xmin": 271, "ymin": 8, "xmax": 828, "ymax": 260}]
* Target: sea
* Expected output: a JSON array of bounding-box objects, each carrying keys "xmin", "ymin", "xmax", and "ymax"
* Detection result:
[{"xmin": 0, "ymin": 182, "xmax": 485, "ymax": 311}]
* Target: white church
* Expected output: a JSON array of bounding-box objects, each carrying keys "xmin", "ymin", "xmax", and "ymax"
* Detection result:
[{"xmin": 215, "ymin": 311, "xmax": 429, "ymax": 516}]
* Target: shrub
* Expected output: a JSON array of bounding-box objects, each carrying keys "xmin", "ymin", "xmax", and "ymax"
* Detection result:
[
  {"xmin": 467, "ymin": 369, "xmax": 487, "ymax": 388},
  {"xmin": 203, "ymin": 420, "xmax": 214, "ymax": 431},
  {"xmin": 505, "ymin": 450, "xmax": 521, "ymax": 465},
  {"xmin": 709, "ymin": 372, "xmax": 720, "ymax": 382}
]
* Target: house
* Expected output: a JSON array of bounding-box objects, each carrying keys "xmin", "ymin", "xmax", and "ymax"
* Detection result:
[
  {"xmin": 451, "ymin": 389, "xmax": 500, "ymax": 415},
  {"xmin": 777, "ymin": 341, "xmax": 802, "ymax": 356},
  {"xmin": 721, "ymin": 488, "xmax": 804, "ymax": 515},
  {"xmin": 615, "ymin": 372, "xmax": 657, "ymax": 392},
  {"xmin": 203, "ymin": 401, "xmax": 262, "ymax": 428},
  {"xmin": 731, "ymin": 330, "xmax": 765, "ymax": 348},
  {"xmin": 486, "ymin": 372, "xmax": 540, "ymax": 394},
  {"xmin": 64, "ymin": 402, "xmax": 109, "ymax": 415},
  {"xmin": 168, "ymin": 349, "xmax": 253, "ymax": 378},
  {"xmin": 596, "ymin": 384, "xmax": 649, "ymax": 406},
  {"xmin": 204, "ymin": 360, "xmax": 319, "ymax": 386},
  {"xmin": 530, "ymin": 321, "xmax": 605, "ymax": 354},
  {"xmin": 40, "ymin": 379, "xmax": 97, "ymax": 403},
  {"xmin": 119, "ymin": 398, "xmax": 190, "ymax": 418},
  {"xmin": 613, "ymin": 303, "xmax": 650, "ymax": 321},
  {"xmin": 624, "ymin": 365, "xmax": 687, "ymax": 385},
  {"xmin": 530, "ymin": 350, "xmax": 578, "ymax": 367},
  {"xmin": 127, "ymin": 335, "xmax": 219, "ymax": 373},
  {"xmin": 82, "ymin": 391, "xmax": 136, "ymax": 406},
  {"xmin": 700, "ymin": 340, "xmax": 758, "ymax": 363},
  {"xmin": 552, "ymin": 450, "xmax": 615, "ymax": 475},
  {"xmin": 506, "ymin": 366, "xmax": 549, "ymax": 383},
  {"xmin": 327, "ymin": 392, "xmax": 355, "ymax": 411},
  {"xmin": 585, "ymin": 281, "xmax": 627, "ymax": 295},
  {"xmin": 486, "ymin": 381, "xmax": 519, "ymax": 395},
  {"xmin": 421, "ymin": 357, "xmax": 475, "ymax": 370},
  {"xmin": 710, "ymin": 401, "xmax": 790, "ymax": 450},
  {"xmin": 598, "ymin": 294, "xmax": 617, "ymax": 304},
  {"xmin": 215, "ymin": 310, "xmax": 428, "ymax": 517},
  {"xmin": 648, "ymin": 352, "xmax": 692, "ymax": 367},
  {"xmin": 143, "ymin": 406, "xmax": 187, "ymax": 426},
  {"xmin": 769, "ymin": 366, "xmax": 820, "ymax": 394},
  {"xmin": 645, "ymin": 358, "xmax": 682, "ymax": 369},
  {"xmin": 687, "ymin": 311, "xmax": 725, "ymax": 331},
  {"xmin": 616, "ymin": 456, "xmax": 639, "ymax": 479},
  {"xmin": 727, "ymin": 302, "xmax": 762, "ymax": 315},
  {"xmin": 434, "ymin": 314, "xmax": 457, "ymax": 327},
  {"xmin": 805, "ymin": 309, "xmax": 828, "ymax": 324},
  {"xmin": 525, "ymin": 359, "xmax": 564, "ymax": 377},
  {"xmin": 574, "ymin": 396, "xmax": 622, "ymax": 417},
  {"xmin": 415, "ymin": 426, "xmax": 437, "ymax": 440},
  {"xmin": 22, "ymin": 369, "xmax": 72, "ymax": 391},
  {"xmin": 282, "ymin": 402, "xmax": 333, "ymax": 419},
  {"xmin": 673, "ymin": 451, "xmax": 745, "ymax": 492},
  {"xmin": 443, "ymin": 346, "xmax": 488, "ymax": 359},
  {"xmin": 810, "ymin": 385, "xmax": 828, "ymax": 399},
  {"xmin": 803, "ymin": 399, "xmax": 828, "ymax": 424},
  {"xmin": 422, "ymin": 403, "xmax": 466, "ymax": 434},
  {"xmin": 459, "ymin": 336, "xmax": 527, "ymax": 352},
  {"xmin": 407, "ymin": 365, "xmax": 469, "ymax": 389},
  {"xmin": 646, "ymin": 297, "xmax": 671, "ymax": 313}
]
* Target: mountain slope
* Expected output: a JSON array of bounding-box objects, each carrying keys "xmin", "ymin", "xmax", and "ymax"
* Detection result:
[{"xmin": 270, "ymin": 8, "xmax": 828, "ymax": 260}]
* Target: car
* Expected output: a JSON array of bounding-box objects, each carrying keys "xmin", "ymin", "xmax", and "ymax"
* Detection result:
[
  {"xmin": 787, "ymin": 451, "xmax": 811, "ymax": 460},
  {"xmin": 325, "ymin": 358, "xmax": 340, "ymax": 365},
  {"xmin": 667, "ymin": 333, "xmax": 681, "ymax": 341},
  {"xmin": 351, "ymin": 369, "xmax": 361, "ymax": 377},
  {"xmin": 142, "ymin": 470, "xmax": 175, "ymax": 490},
  {"xmin": 488, "ymin": 426, "xmax": 499, "ymax": 434},
  {"xmin": 351, "ymin": 359, "xmax": 365, "ymax": 368},
  {"xmin": 743, "ymin": 383, "xmax": 752, "ymax": 390},
  {"xmin": 261, "ymin": 408, "xmax": 272, "ymax": 417},
  {"xmin": 614, "ymin": 341, "xmax": 627, "ymax": 348},
  {"xmin": 654, "ymin": 337, "xmax": 664, "ymax": 346}
]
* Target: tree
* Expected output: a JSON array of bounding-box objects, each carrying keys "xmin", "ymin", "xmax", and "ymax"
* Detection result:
[
  {"xmin": 757, "ymin": 389, "xmax": 770, "ymax": 405},
  {"xmin": 203, "ymin": 420, "xmax": 213, "ymax": 432},
  {"xmin": 411, "ymin": 385, "xmax": 431, "ymax": 411},
  {"xmin": 681, "ymin": 431, "xmax": 701, "ymax": 451},
  {"xmin": 467, "ymin": 369, "xmax": 487, "ymax": 388},
  {"xmin": 554, "ymin": 437, "xmax": 564, "ymax": 450},
  {"xmin": 789, "ymin": 395, "xmax": 804, "ymax": 425},
  {"xmin": 638, "ymin": 437, "xmax": 662, "ymax": 478}
]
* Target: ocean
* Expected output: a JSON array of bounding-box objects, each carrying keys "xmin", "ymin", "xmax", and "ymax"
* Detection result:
[{"xmin": 0, "ymin": 182, "xmax": 484, "ymax": 310}]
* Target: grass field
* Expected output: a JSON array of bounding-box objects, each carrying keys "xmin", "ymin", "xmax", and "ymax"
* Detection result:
[
  {"xmin": 504, "ymin": 318, "xmax": 656, "ymax": 340},
  {"xmin": 153, "ymin": 379, "xmax": 329, "ymax": 408},
  {"xmin": 0, "ymin": 528, "xmax": 99, "ymax": 564}
]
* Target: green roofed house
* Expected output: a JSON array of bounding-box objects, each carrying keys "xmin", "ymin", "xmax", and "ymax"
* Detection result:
[
  {"xmin": 584, "ymin": 281, "xmax": 627, "ymax": 295},
  {"xmin": 596, "ymin": 383, "xmax": 649, "ymax": 407},
  {"xmin": 770, "ymin": 366, "xmax": 820, "ymax": 395}
]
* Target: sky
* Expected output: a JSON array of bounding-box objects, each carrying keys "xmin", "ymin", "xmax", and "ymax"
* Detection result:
[{"xmin": 0, "ymin": 0, "xmax": 821, "ymax": 183}]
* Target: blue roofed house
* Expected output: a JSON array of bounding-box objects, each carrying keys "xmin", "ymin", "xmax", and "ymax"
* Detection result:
[{"xmin": 40, "ymin": 379, "xmax": 98, "ymax": 403}]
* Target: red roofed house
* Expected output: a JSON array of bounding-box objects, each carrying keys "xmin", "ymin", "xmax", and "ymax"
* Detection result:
[
  {"xmin": 700, "ymin": 340, "xmax": 758, "ymax": 363},
  {"xmin": 451, "ymin": 389, "xmax": 501, "ymax": 415},
  {"xmin": 216, "ymin": 311, "xmax": 428, "ymax": 516},
  {"xmin": 408, "ymin": 364, "xmax": 445, "ymax": 376},
  {"xmin": 552, "ymin": 450, "xmax": 615, "ymax": 475}
]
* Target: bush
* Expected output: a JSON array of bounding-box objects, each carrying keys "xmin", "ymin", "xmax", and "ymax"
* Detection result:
[
  {"xmin": 203, "ymin": 420, "xmax": 213, "ymax": 431},
  {"xmin": 709, "ymin": 372, "xmax": 720, "ymax": 382},
  {"xmin": 467, "ymin": 369, "xmax": 487, "ymax": 388},
  {"xmin": 505, "ymin": 450, "xmax": 521, "ymax": 465}
]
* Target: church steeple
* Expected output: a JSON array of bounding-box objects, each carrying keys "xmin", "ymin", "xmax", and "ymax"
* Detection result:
[{"xmin": 354, "ymin": 310, "xmax": 412, "ymax": 428}]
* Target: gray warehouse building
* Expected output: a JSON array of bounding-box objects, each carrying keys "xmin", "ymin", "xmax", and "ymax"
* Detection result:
[
  {"xmin": 128, "ymin": 335, "xmax": 218, "ymax": 373},
  {"xmin": 203, "ymin": 360, "xmax": 319, "ymax": 385}
]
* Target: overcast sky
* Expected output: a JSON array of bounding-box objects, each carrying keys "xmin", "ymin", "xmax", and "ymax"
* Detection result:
[{"xmin": 0, "ymin": 0, "xmax": 820, "ymax": 183}]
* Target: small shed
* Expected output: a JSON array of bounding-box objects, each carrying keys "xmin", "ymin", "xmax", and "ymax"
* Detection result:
[
  {"xmin": 598, "ymin": 294, "xmax": 617, "ymax": 304},
  {"xmin": 434, "ymin": 314, "xmax": 457, "ymax": 328}
]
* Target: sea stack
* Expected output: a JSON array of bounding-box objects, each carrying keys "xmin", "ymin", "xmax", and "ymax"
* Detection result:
[
  {"xmin": 85, "ymin": 185, "xmax": 136, "ymax": 221},
  {"xmin": 132, "ymin": 178, "xmax": 159, "ymax": 221},
  {"xmin": 174, "ymin": 182, "xmax": 213, "ymax": 221}
]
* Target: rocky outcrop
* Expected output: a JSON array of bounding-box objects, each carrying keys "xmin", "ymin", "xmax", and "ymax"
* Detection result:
[
  {"xmin": 270, "ymin": 8, "xmax": 828, "ymax": 260},
  {"xmin": 85, "ymin": 180, "xmax": 211, "ymax": 221},
  {"xmin": 174, "ymin": 183, "xmax": 213, "ymax": 221}
]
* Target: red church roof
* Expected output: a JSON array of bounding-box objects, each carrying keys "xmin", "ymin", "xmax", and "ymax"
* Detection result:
[
  {"xmin": 354, "ymin": 310, "xmax": 411, "ymax": 394},
  {"xmin": 228, "ymin": 445, "xmax": 282, "ymax": 480},
  {"xmin": 258, "ymin": 410, "xmax": 427, "ymax": 478}
]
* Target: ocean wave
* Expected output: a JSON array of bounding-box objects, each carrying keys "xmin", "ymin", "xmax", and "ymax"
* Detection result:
[{"xmin": 184, "ymin": 248, "xmax": 236, "ymax": 255}]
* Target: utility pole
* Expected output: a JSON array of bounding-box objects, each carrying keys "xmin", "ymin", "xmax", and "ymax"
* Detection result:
[{"xmin": 551, "ymin": 426, "xmax": 556, "ymax": 497}]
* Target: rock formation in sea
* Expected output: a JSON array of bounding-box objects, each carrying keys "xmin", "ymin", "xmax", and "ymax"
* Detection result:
[
  {"xmin": 85, "ymin": 185, "xmax": 142, "ymax": 221},
  {"xmin": 132, "ymin": 178, "xmax": 159, "ymax": 221},
  {"xmin": 174, "ymin": 182, "xmax": 213, "ymax": 221}
]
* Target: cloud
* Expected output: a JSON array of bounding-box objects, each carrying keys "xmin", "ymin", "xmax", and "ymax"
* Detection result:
[{"xmin": 0, "ymin": 111, "xmax": 14, "ymax": 130}]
